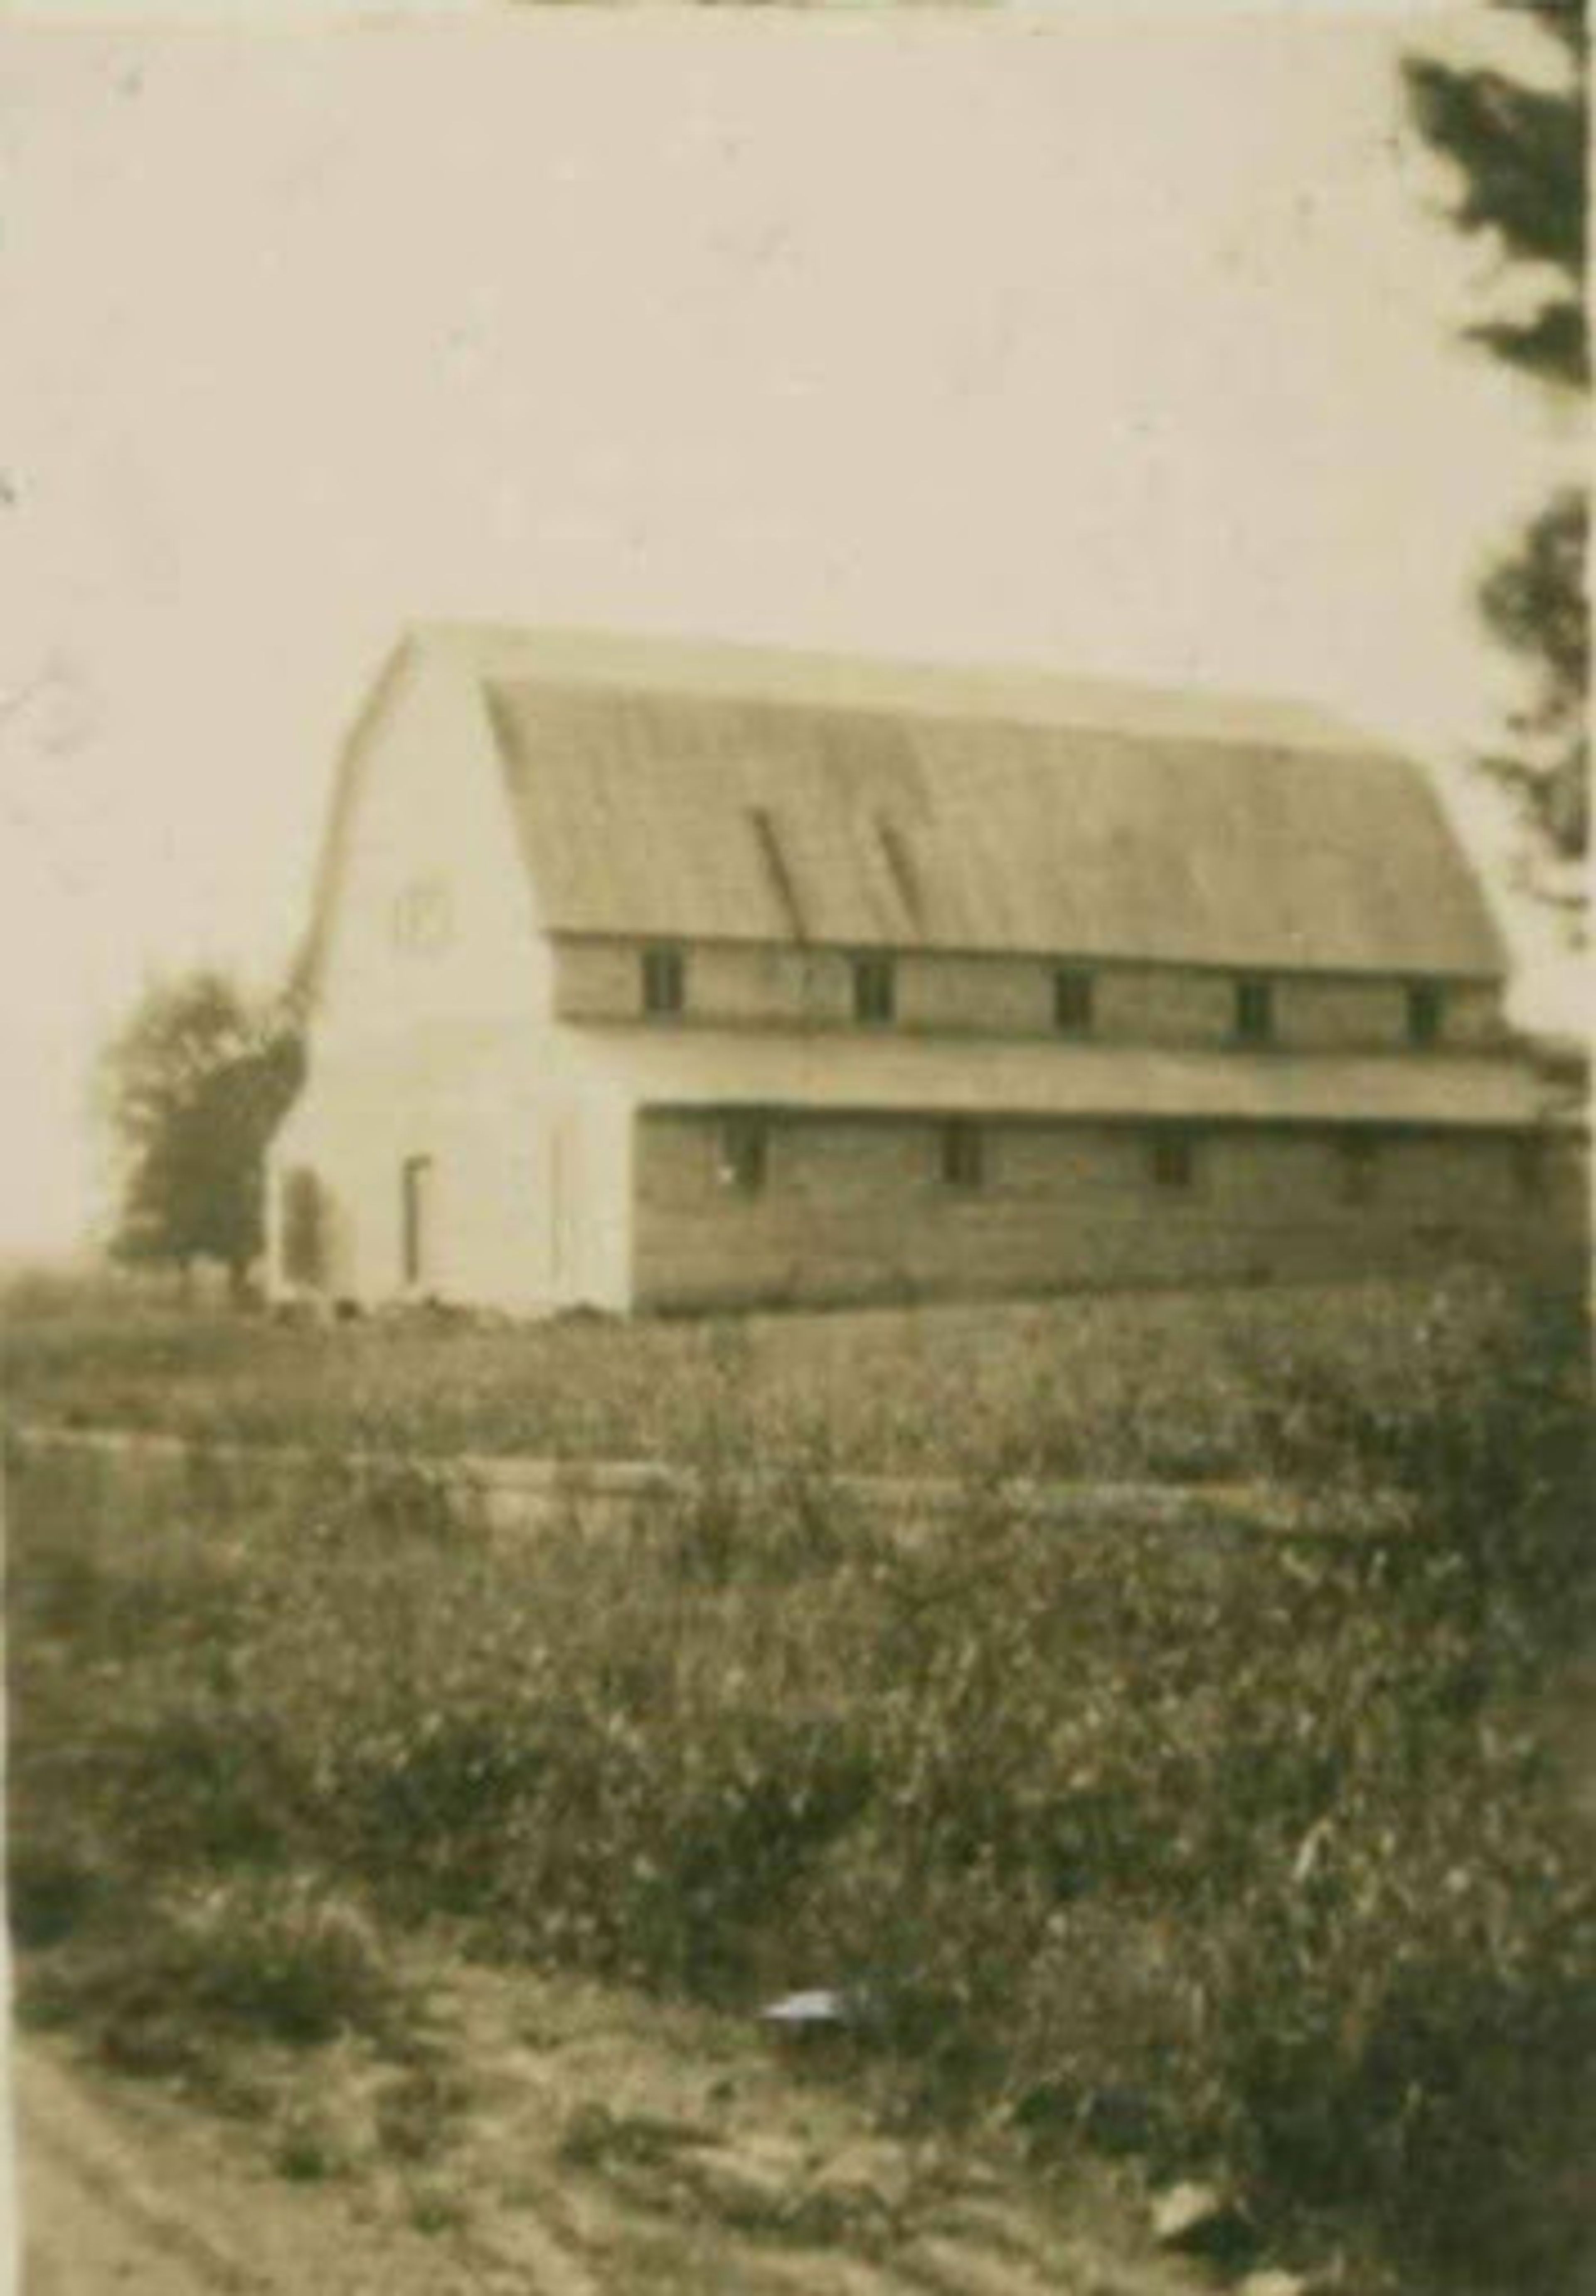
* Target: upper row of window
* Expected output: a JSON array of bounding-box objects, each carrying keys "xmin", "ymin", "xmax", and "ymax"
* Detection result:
[{"xmin": 639, "ymin": 947, "xmax": 1449, "ymax": 1047}]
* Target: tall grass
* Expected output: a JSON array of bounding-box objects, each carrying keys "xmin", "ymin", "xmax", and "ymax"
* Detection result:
[
  {"xmin": 7, "ymin": 1275, "xmax": 1592, "ymax": 2289},
  {"xmin": 0, "ymin": 1268, "xmax": 1554, "ymax": 1485}
]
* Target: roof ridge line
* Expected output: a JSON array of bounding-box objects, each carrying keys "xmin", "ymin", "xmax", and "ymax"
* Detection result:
[{"xmin": 438, "ymin": 621, "xmax": 1384, "ymax": 755}]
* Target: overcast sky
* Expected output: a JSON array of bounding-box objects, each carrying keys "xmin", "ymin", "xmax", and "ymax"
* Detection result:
[{"xmin": 0, "ymin": 2, "xmax": 1583, "ymax": 1256}]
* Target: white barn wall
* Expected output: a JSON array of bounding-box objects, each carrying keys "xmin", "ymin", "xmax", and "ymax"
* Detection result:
[
  {"xmin": 310, "ymin": 642, "xmax": 552, "ymax": 1048},
  {"xmin": 273, "ymin": 1043, "xmax": 633, "ymax": 1312},
  {"xmin": 549, "ymin": 1074, "xmax": 635, "ymax": 1311},
  {"xmin": 270, "ymin": 644, "xmax": 600, "ymax": 1310}
]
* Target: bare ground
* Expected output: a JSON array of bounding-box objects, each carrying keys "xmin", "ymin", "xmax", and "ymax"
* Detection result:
[{"xmin": 13, "ymin": 1955, "xmax": 1219, "ymax": 2296}]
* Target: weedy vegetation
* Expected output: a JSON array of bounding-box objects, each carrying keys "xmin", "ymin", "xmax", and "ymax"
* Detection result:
[
  {"xmin": 0, "ymin": 1268, "xmax": 1562, "ymax": 1485},
  {"xmin": 6, "ymin": 1271, "xmax": 1593, "ymax": 2292}
]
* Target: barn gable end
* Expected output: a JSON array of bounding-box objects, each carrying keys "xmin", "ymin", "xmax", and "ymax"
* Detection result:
[
  {"xmin": 298, "ymin": 636, "xmax": 553, "ymax": 1040},
  {"xmin": 271, "ymin": 635, "xmax": 631, "ymax": 1312}
]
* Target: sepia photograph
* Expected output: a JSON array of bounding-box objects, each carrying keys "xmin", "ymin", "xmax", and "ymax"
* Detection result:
[{"xmin": 1, "ymin": 1, "xmax": 1589, "ymax": 2290}]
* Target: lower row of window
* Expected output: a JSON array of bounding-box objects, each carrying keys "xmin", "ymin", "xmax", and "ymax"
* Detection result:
[{"xmin": 711, "ymin": 1120, "xmax": 1541, "ymax": 1203}]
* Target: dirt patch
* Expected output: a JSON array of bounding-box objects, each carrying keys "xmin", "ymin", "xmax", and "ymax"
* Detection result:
[{"xmin": 14, "ymin": 1953, "xmax": 1213, "ymax": 2296}]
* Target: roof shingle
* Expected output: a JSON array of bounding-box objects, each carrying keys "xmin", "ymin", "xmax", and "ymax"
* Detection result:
[{"xmin": 465, "ymin": 625, "xmax": 1501, "ymax": 978}]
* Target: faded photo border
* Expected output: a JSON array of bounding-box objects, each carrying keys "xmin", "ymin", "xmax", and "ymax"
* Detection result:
[{"xmin": 2, "ymin": 5, "xmax": 1589, "ymax": 2294}]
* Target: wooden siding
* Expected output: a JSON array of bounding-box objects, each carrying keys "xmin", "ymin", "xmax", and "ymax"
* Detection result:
[
  {"xmin": 556, "ymin": 937, "xmax": 1505, "ymax": 1053},
  {"xmin": 631, "ymin": 1110, "xmax": 1570, "ymax": 1312}
]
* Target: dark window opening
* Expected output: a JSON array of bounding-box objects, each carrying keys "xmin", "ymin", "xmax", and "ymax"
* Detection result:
[
  {"xmin": 1337, "ymin": 1135, "xmax": 1379, "ymax": 1206},
  {"xmin": 1407, "ymin": 981, "xmax": 1445, "ymax": 1047},
  {"xmin": 1234, "ymin": 978, "xmax": 1275, "ymax": 1044},
  {"xmin": 852, "ymin": 953, "xmax": 896, "ymax": 1024},
  {"xmin": 941, "ymin": 1120, "xmax": 985, "ymax": 1189},
  {"xmin": 717, "ymin": 1117, "xmax": 768, "ymax": 1196},
  {"xmin": 1150, "ymin": 1132, "xmax": 1197, "ymax": 1191},
  {"xmin": 1054, "ymin": 968, "xmax": 1095, "ymax": 1034},
  {"xmin": 643, "ymin": 944, "xmax": 686, "ymax": 1016}
]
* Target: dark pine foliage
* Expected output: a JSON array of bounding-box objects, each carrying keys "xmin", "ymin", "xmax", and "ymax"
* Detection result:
[
  {"xmin": 1403, "ymin": 0, "xmax": 1586, "ymax": 389},
  {"xmin": 1479, "ymin": 487, "xmax": 1590, "ymax": 864},
  {"xmin": 1403, "ymin": 1, "xmax": 1589, "ymax": 897}
]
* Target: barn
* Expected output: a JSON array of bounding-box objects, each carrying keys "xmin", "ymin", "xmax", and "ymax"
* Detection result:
[{"xmin": 266, "ymin": 623, "xmax": 1574, "ymax": 1315}]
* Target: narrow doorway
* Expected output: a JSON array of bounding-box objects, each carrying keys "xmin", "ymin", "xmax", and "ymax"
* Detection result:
[
  {"xmin": 547, "ymin": 1123, "xmax": 564, "ymax": 1292},
  {"xmin": 401, "ymin": 1154, "xmax": 434, "ymax": 1289}
]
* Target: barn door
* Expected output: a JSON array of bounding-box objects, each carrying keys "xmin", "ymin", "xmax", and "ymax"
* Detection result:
[
  {"xmin": 547, "ymin": 1123, "xmax": 564, "ymax": 1291},
  {"xmin": 549, "ymin": 1119, "xmax": 583, "ymax": 1297},
  {"xmin": 533, "ymin": 1116, "xmax": 582, "ymax": 1303},
  {"xmin": 401, "ymin": 1154, "xmax": 434, "ymax": 1289}
]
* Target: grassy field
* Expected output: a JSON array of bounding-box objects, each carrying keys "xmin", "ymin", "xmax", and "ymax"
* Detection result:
[
  {"xmin": 7, "ymin": 1269, "xmax": 1594, "ymax": 2292},
  {"xmin": 0, "ymin": 1268, "xmax": 1557, "ymax": 1486}
]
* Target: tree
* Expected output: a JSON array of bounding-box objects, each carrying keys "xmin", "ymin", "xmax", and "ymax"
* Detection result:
[
  {"xmin": 1402, "ymin": 1, "xmax": 1588, "ymax": 908},
  {"xmin": 1478, "ymin": 486, "xmax": 1589, "ymax": 872},
  {"xmin": 1405, "ymin": 1, "xmax": 1586, "ymax": 391},
  {"xmin": 101, "ymin": 970, "xmax": 304, "ymax": 1296}
]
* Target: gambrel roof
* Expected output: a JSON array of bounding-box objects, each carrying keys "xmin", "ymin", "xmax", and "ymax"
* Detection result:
[
  {"xmin": 472, "ymin": 626, "xmax": 1500, "ymax": 978},
  {"xmin": 313, "ymin": 623, "xmax": 1507, "ymax": 991}
]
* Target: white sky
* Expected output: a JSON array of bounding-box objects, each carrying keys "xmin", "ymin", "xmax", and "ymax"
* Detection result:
[{"xmin": 0, "ymin": 2, "xmax": 1585, "ymax": 1256}]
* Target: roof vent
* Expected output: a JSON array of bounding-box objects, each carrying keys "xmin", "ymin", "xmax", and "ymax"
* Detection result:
[
  {"xmin": 748, "ymin": 806, "xmax": 807, "ymax": 940},
  {"xmin": 875, "ymin": 814, "xmax": 924, "ymax": 933}
]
